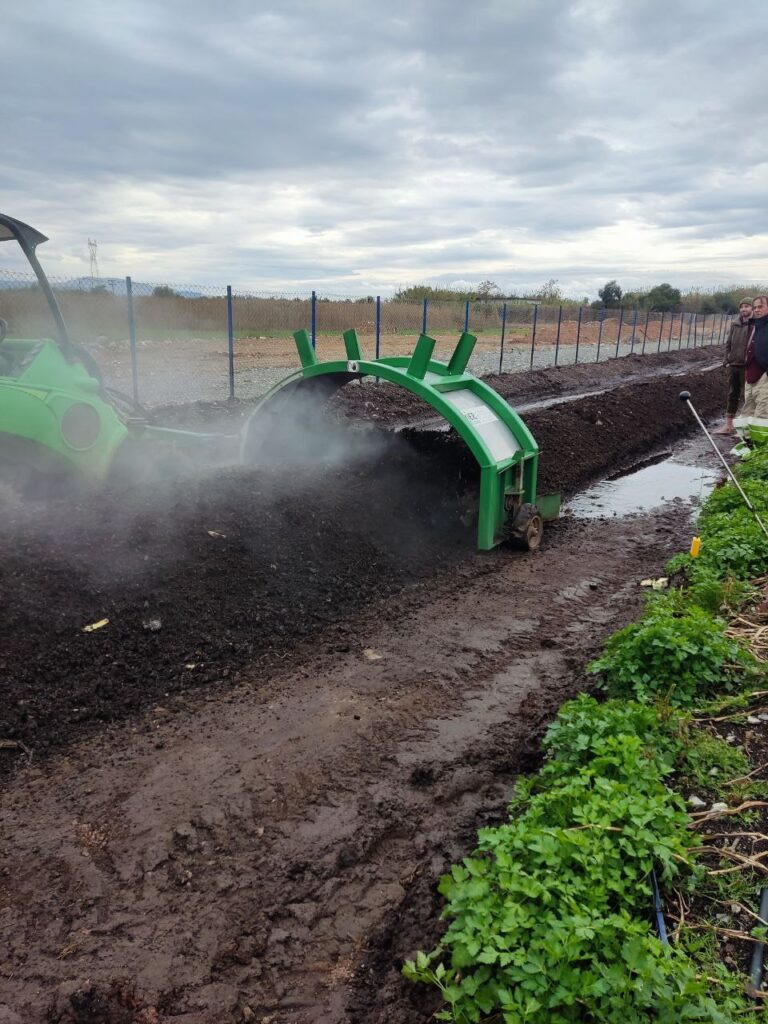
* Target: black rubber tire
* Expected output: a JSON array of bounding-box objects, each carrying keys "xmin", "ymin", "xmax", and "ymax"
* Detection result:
[{"xmin": 508, "ymin": 502, "xmax": 544, "ymax": 552}]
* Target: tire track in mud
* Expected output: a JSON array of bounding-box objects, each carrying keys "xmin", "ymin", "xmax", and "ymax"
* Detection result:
[{"xmin": 0, "ymin": 512, "xmax": 713, "ymax": 1023}]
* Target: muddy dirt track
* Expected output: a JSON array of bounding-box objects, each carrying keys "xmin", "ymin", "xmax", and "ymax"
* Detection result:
[{"xmin": 0, "ymin": 347, "xmax": 731, "ymax": 1022}]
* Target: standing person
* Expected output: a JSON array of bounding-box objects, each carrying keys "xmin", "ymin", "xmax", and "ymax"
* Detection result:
[
  {"xmin": 734, "ymin": 295, "xmax": 768, "ymax": 438},
  {"xmin": 714, "ymin": 298, "xmax": 752, "ymax": 434}
]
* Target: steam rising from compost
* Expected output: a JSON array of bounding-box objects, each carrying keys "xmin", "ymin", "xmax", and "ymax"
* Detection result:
[{"xmin": 0, "ymin": 386, "xmax": 477, "ymax": 598}]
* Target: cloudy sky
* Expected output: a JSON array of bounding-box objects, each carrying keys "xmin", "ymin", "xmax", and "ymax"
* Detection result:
[{"xmin": 3, "ymin": 0, "xmax": 766, "ymax": 297}]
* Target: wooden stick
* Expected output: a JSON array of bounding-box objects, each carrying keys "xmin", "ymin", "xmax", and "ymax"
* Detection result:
[{"xmin": 724, "ymin": 762, "xmax": 768, "ymax": 787}]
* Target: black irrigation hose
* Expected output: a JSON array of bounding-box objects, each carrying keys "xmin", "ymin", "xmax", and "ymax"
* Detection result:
[
  {"xmin": 653, "ymin": 870, "xmax": 768, "ymax": 1002},
  {"xmin": 748, "ymin": 888, "xmax": 768, "ymax": 996},
  {"xmin": 651, "ymin": 869, "xmax": 669, "ymax": 945}
]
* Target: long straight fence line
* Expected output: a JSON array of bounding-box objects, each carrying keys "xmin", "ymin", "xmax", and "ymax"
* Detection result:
[{"xmin": 0, "ymin": 268, "xmax": 729, "ymax": 408}]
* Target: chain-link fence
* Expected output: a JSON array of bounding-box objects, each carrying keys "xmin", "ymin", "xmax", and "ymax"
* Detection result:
[{"xmin": 0, "ymin": 267, "xmax": 730, "ymax": 408}]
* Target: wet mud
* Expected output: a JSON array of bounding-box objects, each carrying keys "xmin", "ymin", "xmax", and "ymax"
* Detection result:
[{"xmin": 0, "ymin": 350, "xmax": 733, "ymax": 1022}]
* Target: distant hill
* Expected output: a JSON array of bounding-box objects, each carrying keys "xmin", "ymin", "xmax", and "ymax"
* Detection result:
[{"xmin": 0, "ymin": 272, "xmax": 204, "ymax": 298}]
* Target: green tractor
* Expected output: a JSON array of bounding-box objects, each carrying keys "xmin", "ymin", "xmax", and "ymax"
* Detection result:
[
  {"xmin": 0, "ymin": 213, "xmax": 229, "ymax": 490},
  {"xmin": 0, "ymin": 213, "xmax": 559, "ymax": 549}
]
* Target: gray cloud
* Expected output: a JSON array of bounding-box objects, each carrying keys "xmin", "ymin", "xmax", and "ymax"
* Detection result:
[{"xmin": 2, "ymin": 0, "xmax": 767, "ymax": 297}]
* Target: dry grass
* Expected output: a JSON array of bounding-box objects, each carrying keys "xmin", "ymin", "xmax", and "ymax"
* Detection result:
[{"xmin": 1, "ymin": 287, "xmax": 723, "ymax": 350}]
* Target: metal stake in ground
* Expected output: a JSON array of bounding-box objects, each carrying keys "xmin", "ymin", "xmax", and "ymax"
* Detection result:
[{"xmin": 679, "ymin": 390, "xmax": 768, "ymax": 539}]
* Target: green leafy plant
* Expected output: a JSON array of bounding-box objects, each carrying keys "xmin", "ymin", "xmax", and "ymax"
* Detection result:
[
  {"xmin": 693, "ymin": 508, "xmax": 768, "ymax": 581},
  {"xmin": 537, "ymin": 695, "xmax": 681, "ymax": 779},
  {"xmin": 735, "ymin": 446, "xmax": 768, "ymax": 485},
  {"xmin": 403, "ymin": 698, "xmax": 749, "ymax": 1022},
  {"xmin": 404, "ymin": 446, "xmax": 768, "ymax": 1022},
  {"xmin": 588, "ymin": 596, "xmax": 758, "ymax": 707},
  {"xmin": 699, "ymin": 476, "xmax": 768, "ymax": 517}
]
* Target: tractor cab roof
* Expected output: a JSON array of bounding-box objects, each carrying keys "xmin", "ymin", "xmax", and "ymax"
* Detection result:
[
  {"xmin": 0, "ymin": 213, "xmax": 71, "ymax": 352},
  {"xmin": 0, "ymin": 214, "xmax": 49, "ymax": 251}
]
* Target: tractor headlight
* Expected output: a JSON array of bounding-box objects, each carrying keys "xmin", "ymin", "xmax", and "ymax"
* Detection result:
[{"xmin": 60, "ymin": 402, "xmax": 101, "ymax": 450}]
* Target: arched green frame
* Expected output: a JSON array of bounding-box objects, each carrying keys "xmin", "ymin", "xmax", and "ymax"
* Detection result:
[{"xmin": 245, "ymin": 329, "xmax": 557, "ymax": 550}]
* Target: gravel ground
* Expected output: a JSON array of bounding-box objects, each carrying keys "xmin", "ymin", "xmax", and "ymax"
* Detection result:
[{"xmin": 89, "ymin": 337, "xmax": 718, "ymax": 408}]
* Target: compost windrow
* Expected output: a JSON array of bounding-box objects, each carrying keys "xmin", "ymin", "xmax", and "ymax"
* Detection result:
[
  {"xmin": 152, "ymin": 344, "xmax": 722, "ymax": 431},
  {"xmin": 0, "ymin": 362, "xmax": 725, "ymax": 772}
]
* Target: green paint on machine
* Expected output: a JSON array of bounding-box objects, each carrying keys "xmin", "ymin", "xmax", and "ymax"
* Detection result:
[
  {"xmin": 243, "ymin": 328, "xmax": 561, "ymax": 551},
  {"xmin": 0, "ymin": 211, "xmax": 559, "ymax": 550}
]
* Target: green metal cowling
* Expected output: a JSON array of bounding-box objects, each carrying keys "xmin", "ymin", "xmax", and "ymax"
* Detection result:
[
  {"xmin": 0, "ymin": 339, "xmax": 128, "ymax": 479},
  {"xmin": 244, "ymin": 330, "xmax": 544, "ymax": 550}
]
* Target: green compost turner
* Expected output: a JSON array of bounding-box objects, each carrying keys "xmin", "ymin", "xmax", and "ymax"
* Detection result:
[
  {"xmin": 243, "ymin": 328, "xmax": 561, "ymax": 551},
  {"xmin": 0, "ymin": 211, "xmax": 559, "ymax": 549}
]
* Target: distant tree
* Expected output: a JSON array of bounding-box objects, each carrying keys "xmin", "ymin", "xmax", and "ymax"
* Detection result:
[
  {"xmin": 598, "ymin": 280, "xmax": 623, "ymax": 308},
  {"xmin": 152, "ymin": 284, "xmax": 178, "ymax": 299},
  {"xmin": 90, "ymin": 284, "xmax": 109, "ymax": 295},
  {"xmin": 533, "ymin": 279, "xmax": 563, "ymax": 303},
  {"xmin": 476, "ymin": 280, "xmax": 500, "ymax": 300},
  {"xmin": 709, "ymin": 291, "xmax": 739, "ymax": 314},
  {"xmin": 621, "ymin": 290, "xmax": 646, "ymax": 309},
  {"xmin": 393, "ymin": 284, "xmax": 467, "ymax": 302},
  {"xmin": 644, "ymin": 283, "xmax": 682, "ymax": 312}
]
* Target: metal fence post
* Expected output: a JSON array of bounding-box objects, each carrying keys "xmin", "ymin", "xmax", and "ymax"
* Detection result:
[
  {"xmin": 657, "ymin": 311, "xmax": 665, "ymax": 352},
  {"xmin": 554, "ymin": 305, "xmax": 563, "ymax": 366},
  {"xmin": 641, "ymin": 309, "xmax": 650, "ymax": 355},
  {"xmin": 226, "ymin": 285, "xmax": 235, "ymax": 400},
  {"xmin": 677, "ymin": 310, "xmax": 684, "ymax": 349},
  {"xmin": 499, "ymin": 302, "xmax": 507, "ymax": 374},
  {"xmin": 692, "ymin": 312, "xmax": 697, "ymax": 348},
  {"xmin": 630, "ymin": 308, "xmax": 637, "ymax": 352},
  {"xmin": 126, "ymin": 275, "xmax": 139, "ymax": 406},
  {"xmin": 422, "ymin": 297, "xmax": 428, "ymax": 336},
  {"xmin": 375, "ymin": 295, "xmax": 381, "ymax": 359},
  {"xmin": 718, "ymin": 311, "xmax": 726, "ymax": 343},
  {"xmin": 311, "ymin": 289, "xmax": 317, "ymax": 349},
  {"xmin": 614, "ymin": 306, "xmax": 624, "ymax": 358},
  {"xmin": 464, "ymin": 300, "xmax": 470, "ymax": 333},
  {"xmin": 596, "ymin": 309, "xmax": 604, "ymax": 362},
  {"xmin": 529, "ymin": 304, "xmax": 538, "ymax": 369},
  {"xmin": 709, "ymin": 314, "xmax": 716, "ymax": 345},
  {"xmin": 667, "ymin": 311, "xmax": 674, "ymax": 351},
  {"xmin": 686, "ymin": 312, "xmax": 693, "ymax": 348},
  {"xmin": 574, "ymin": 305, "xmax": 582, "ymax": 364}
]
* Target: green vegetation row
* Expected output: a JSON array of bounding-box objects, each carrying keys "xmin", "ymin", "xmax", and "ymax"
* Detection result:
[{"xmin": 404, "ymin": 448, "xmax": 768, "ymax": 1022}]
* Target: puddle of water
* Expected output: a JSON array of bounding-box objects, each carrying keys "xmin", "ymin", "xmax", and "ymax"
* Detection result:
[{"xmin": 567, "ymin": 458, "xmax": 719, "ymax": 519}]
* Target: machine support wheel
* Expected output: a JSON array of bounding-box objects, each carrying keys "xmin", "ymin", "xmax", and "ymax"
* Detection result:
[{"xmin": 507, "ymin": 502, "xmax": 544, "ymax": 552}]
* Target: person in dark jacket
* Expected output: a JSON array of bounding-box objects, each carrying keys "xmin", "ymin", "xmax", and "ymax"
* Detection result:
[
  {"xmin": 734, "ymin": 295, "xmax": 768, "ymax": 437},
  {"xmin": 714, "ymin": 298, "xmax": 752, "ymax": 433}
]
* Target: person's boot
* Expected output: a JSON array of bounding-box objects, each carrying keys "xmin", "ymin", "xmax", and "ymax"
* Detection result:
[{"xmin": 713, "ymin": 416, "xmax": 735, "ymax": 434}]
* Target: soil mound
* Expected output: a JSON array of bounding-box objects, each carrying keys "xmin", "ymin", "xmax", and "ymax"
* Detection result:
[{"xmin": 0, "ymin": 362, "xmax": 724, "ymax": 774}]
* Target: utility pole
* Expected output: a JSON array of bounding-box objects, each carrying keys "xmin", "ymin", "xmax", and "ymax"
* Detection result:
[{"xmin": 87, "ymin": 238, "xmax": 100, "ymax": 286}]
